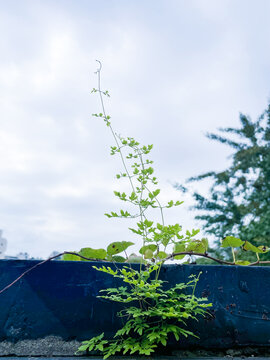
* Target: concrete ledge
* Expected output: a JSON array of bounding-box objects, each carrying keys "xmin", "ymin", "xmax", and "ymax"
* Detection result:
[
  {"xmin": 0, "ymin": 336, "xmax": 80, "ymax": 356},
  {"xmin": 1, "ymin": 342, "xmax": 270, "ymax": 358}
]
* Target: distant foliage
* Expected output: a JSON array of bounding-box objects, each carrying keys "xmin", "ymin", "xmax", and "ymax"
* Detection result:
[{"xmin": 188, "ymin": 103, "xmax": 270, "ymax": 260}]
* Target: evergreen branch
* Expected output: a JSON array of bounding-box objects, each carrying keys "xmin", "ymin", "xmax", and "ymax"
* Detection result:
[
  {"xmin": 188, "ymin": 171, "xmax": 216, "ymax": 182},
  {"xmin": 206, "ymin": 132, "xmax": 244, "ymax": 149}
]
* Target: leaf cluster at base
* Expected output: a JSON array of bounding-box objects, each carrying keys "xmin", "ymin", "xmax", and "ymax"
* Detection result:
[{"xmin": 76, "ymin": 265, "xmax": 211, "ymax": 358}]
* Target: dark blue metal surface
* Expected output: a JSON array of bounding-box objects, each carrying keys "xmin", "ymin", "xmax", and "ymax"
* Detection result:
[{"xmin": 0, "ymin": 260, "xmax": 269, "ymax": 348}]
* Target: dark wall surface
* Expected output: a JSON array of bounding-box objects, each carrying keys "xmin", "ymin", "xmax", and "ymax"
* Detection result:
[{"xmin": 0, "ymin": 260, "xmax": 269, "ymax": 349}]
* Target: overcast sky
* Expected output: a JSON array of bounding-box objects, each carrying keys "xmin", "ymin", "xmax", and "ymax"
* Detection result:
[{"xmin": 0, "ymin": 0, "xmax": 270, "ymax": 258}]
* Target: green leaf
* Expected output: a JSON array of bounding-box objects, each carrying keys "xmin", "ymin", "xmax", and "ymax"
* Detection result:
[
  {"xmin": 79, "ymin": 247, "xmax": 107, "ymax": 260},
  {"xmin": 161, "ymin": 238, "xmax": 170, "ymax": 247},
  {"xmin": 144, "ymin": 249, "xmax": 154, "ymax": 259},
  {"xmin": 201, "ymin": 238, "xmax": 208, "ymax": 251},
  {"xmin": 152, "ymin": 189, "xmax": 160, "ymax": 197},
  {"xmin": 107, "ymin": 241, "xmax": 134, "ymax": 256},
  {"xmin": 129, "ymin": 227, "xmax": 143, "ymax": 235},
  {"xmin": 192, "ymin": 229, "xmax": 200, "ymax": 236},
  {"xmin": 157, "ymin": 223, "xmax": 163, "ymax": 231},
  {"xmin": 235, "ymin": 260, "xmax": 251, "ymax": 266},
  {"xmin": 186, "ymin": 239, "xmax": 207, "ymax": 254},
  {"xmin": 93, "ymin": 265, "xmax": 118, "ymax": 276},
  {"xmin": 62, "ymin": 253, "xmax": 80, "ymax": 261},
  {"xmin": 112, "ymin": 255, "xmax": 126, "ymax": 263},
  {"xmin": 144, "ymin": 219, "xmax": 154, "ymax": 228},
  {"xmin": 77, "ymin": 344, "xmax": 89, "ymax": 351},
  {"xmin": 129, "ymin": 191, "xmax": 137, "ymax": 201},
  {"xmin": 221, "ymin": 236, "xmax": 244, "ymax": 248},
  {"xmin": 139, "ymin": 244, "xmax": 157, "ymax": 255},
  {"xmin": 173, "ymin": 243, "xmax": 186, "ymax": 259},
  {"xmin": 156, "ymin": 251, "xmax": 167, "ymax": 259},
  {"xmin": 105, "ymin": 211, "xmax": 119, "ymax": 218},
  {"xmin": 242, "ymin": 241, "xmax": 264, "ymax": 253},
  {"xmin": 257, "ymin": 245, "xmax": 270, "ymax": 253}
]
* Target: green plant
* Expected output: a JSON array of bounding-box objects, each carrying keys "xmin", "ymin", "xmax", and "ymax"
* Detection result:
[
  {"xmin": 73, "ymin": 61, "xmax": 212, "ymax": 358},
  {"xmin": 62, "ymin": 62, "xmax": 269, "ymax": 358},
  {"xmin": 77, "ymin": 266, "xmax": 209, "ymax": 358}
]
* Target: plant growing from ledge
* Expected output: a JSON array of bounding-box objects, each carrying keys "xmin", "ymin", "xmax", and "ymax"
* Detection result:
[
  {"xmin": 77, "ymin": 268, "xmax": 208, "ymax": 358},
  {"xmin": 72, "ymin": 61, "xmax": 213, "ymax": 357},
  {"xmin": 66, "ymin": 61, "xmax": 270, "ymax": 358}
]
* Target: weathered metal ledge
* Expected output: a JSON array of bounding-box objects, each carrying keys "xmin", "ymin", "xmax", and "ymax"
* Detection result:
[{"xmin": 0, "ymin": 260, "xmax": 269, "ymax": 356}]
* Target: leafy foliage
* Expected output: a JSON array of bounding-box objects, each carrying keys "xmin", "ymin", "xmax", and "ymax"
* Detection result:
[
  {"xmin": 76, "ymin": 266, "xmax": 210, "ymax": 358},
  {"xmin": 62, "ymin": 241, "xmax": 134, "ymax": 263}
]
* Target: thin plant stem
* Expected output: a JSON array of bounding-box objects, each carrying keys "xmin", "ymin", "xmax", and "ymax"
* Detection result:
[
  {"xmin": 95, "ymin": 61, "xmax": 147, "ymax": 251},
  {"xmin": 231, "ymin": 247, "xmax": 236, "ymax": 264}
]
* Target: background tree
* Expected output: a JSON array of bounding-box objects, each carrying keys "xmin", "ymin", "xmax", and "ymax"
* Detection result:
[{"xmin": 186, "ymin": 103, "xmax": 270, "ymax": 261}]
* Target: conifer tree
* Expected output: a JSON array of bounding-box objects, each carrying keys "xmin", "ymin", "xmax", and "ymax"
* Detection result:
[{"xmin": 188, "ymin": 103, "xmax": 270, "ymax": 256}]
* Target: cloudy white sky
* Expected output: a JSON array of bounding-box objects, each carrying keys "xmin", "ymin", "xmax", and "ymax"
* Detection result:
[{"xmin": 1, "ymin": 0, "xmax": 270, "ymax": 258}]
